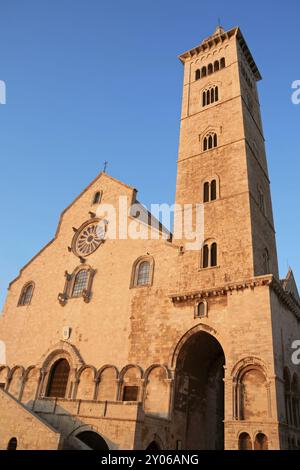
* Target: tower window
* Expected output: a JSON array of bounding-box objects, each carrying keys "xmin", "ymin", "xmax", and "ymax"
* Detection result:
[
  {"xmin": 203, "ymin": 179, "xmax": 218, "ymax": 203},
  {"xmin": 214, "ymin": 60, "xmax": 220, "ymax": 72},
  {"xmin": 203, "ymin": 132, "xmax": 218, "ymax": 151},
  {"xmin": 18, "ymin": 282, "xmax": 34, "ymax": 307},
  {"xmin": 201, "ymin": 66, "xmax": 207, "ymax": 78},
  {"xmin": 263, "ymin": 248, "xmax": 270, "ymax": 274},
  {"xmin": 202, "ymin": 86, "xmax": 219, "ymax": 108},
  {"xmin": 92, "ymin": 190, "xmax": 102, "ymax": 205},
  {"xmin": 208, "ymin": 63, "xmax": 213, "ymax": 75},
  {"xmin": 201, "ymin": 241, "xmax": 218, "ymax": 268},
  {"xmin": 195, "ymin": 69, "xmax": 201, "ymax": 81},
  {"xmin": 220, "ymin": 57, "xmax": 226, "ymax": 69}
]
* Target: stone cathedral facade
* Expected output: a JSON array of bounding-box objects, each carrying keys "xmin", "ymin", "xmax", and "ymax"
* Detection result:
[{"xmin": 0, "ymin": 26, "xmax": 300, "ymax": 451}]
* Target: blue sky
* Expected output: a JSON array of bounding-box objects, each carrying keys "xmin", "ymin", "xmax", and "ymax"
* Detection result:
[{"xmin": 0, "ymin": 0, "xmax": 299, "ymax": 310}]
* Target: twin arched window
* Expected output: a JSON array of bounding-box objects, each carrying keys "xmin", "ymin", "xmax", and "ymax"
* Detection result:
[
  {"xmin": 203, "ymin": 132, "xmax": 218, "ymax": 151},
  {"xmin": 131, "ymin": 257, "xmax": 154, "ymax": 287},
  {"xmin": 18, "ymin": 282, "xmax": 34, "ymax": 306},
  {"xmin": 202, "ymin": 86, "xmax": 219, "ymax": 107},
  {"xmin": 202, "ymin": 242, "xmax": 218, "ymax": 269},
  {"xmin": 203, "ymin": 179, "xmax": 217, "ymax": 203},
  {"xmin": 195, "ymin": 58, "xmax": 225, "ymax": 81},
  {"xmin": 238, "ymin": 433, "xmax": 268, "ymax": 450}
]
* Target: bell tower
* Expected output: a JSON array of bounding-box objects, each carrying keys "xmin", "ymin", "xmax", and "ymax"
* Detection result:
[{"xmin": 175, "ymin": 26, "xmax": 279, "ymax": 283}]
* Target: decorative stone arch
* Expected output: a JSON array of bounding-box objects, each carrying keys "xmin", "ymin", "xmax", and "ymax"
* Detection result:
[
  {"xmin": 75, "ymin": 365, "xmax": 97, "ymax": 400},
  {"xmin": 169, "ymin": 323, "xmax": 227, "ymax": 371},
  {"xmin": 143, "ymin": 365, "xmax": 171, "ymax": 419},
  {"xmin": 119, "ymin": 364, "xmax": 144, "ymax": 402},
  {"xmin": 231, "ymin": 357, "xmax": 271, "ymax": 421},
  {"xmin": 200, "ymin": 126, "xmax": 220, "ymax": 152},
  {"xmin": 237, "ymin": 430, "xmax": 253, "ymax": 450},
  {"xmin": 130, "ymin": 256, "xmax": 155, "ymax": 288},
  {"xmin": 96, "ymin": 365, "xmax": 119, "ymax": 402},
  {"xmin": 38, "ymin": 341, "xmax": 84, "ymax": 398},
  {"xmin": 7, "ymin": 366, "xmax": 25, "ymax": 399},
  {"xmin": 0, "ymin": 365, "xmax": 10, "ymax": 389},
  {"xmin": 21, "ymin": 366, "xmax": 42, "ymax": 403}
]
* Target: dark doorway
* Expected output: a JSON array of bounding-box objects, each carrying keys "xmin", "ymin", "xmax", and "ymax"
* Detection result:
[
  {"xmin": 7, "ymin": 437, "xmax": 17, "ymax": 450},
  {"xmin": 146, "ymin": 441, "xmax": 161, "ymax": 451},
  {"xmin": 174, "ymin": 331, "xmax": 225, "ymax": 449},
  {"xmin": 76, "ymin": 431, "xmax": 109, "ymax": 450},
  {"xmin": 46, "ymin": 359, "xmax": 70, "ymax": 398}
]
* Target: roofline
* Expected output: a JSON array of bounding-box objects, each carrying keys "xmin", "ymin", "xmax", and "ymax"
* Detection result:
[{"xmin": 178, "ymin": 26, "xmax": 262, "ymax": 81}]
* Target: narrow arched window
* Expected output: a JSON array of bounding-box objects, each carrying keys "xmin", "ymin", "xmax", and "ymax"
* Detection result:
[
  {"xmin": 208, "ymin": 63, "xmax": 213, "ymax": 75},
  {"xmin": 211, "ymin": 180, "xmax": 217, "ymax": 201},
  {"xmin": 213, "ymin": 133, "xmax": 218, "ymax": 148},
  {"xmin": 214, "ymin": 60, "xmax": 220, "ymax": 72},
  {"xmin": 263, "ymin": 249, "xmax": 270, "ymax": 274},
  {"xmin": 202, "ymin": 244, "xmax": 209, "ymax": 269},
  {"xmin": 18, "ymin": 283, "xmax": 34, "ymax": 306},
  {"xmin": 238, "ymin": 433, "xmax": 252, "ymax": 450},
  {"xmin": 72, "ymin": 270, "xmax": 89, "ymax": 297},
  {"xmin": 202, "ymin": 91, "xmax": 206, "ymax": 107},
  {"xmin": 46, "ymin": 359, "xmax": 70, "ymax": 398},
  {"xmin": 203, "ymin": 137, "xmax": 208, "ymax": 151},
  {"xmin": 7, "ymin": 437, "xmax": 17, "ymax": 451},
  {"xmin": 201, "ymin": 66, "xmax": 207, "ymax": 78},
  {"xmin": 215, "ymin": 86, "xmax": 219, "ymax": 102},
  {"xmin": 92, "ymin": 191, "xmax": 102, "ymax": 205},
  {"xmin": 195, "ymin": 301, "xmax": 207, "ymax": 318},
  {"xmin": 208, "ymin": 135, "xmax": 213, "ymax": 149},
  {"xmin": 211, "ymin": 87, "xmax": 215, "ymax": 103},
  {"xmin": 137, "ymin": 261, "xmax": 150, "ymax": 286},
  {"xmin": 211, "ymin": 243, "xmax": 217, "ymax": 267},
  {"xmin": 220, "ymin": 58, "xmax": 225, "ymax": 69},
  {"xmin": 195, "ymin": 69, "xmax": 201, "ymax": 81},
  {"xmin": 207, "ymin": 90, "xmax": 211, "ymax": 105},
  {"xmin": 203, "ymin": 182, "xmax": 210, "ymax": 203}
]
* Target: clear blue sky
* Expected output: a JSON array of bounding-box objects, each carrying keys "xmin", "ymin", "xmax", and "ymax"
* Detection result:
[{"xmin": 0, "ymin": 0, "xmax": 299, "ymax": 310}]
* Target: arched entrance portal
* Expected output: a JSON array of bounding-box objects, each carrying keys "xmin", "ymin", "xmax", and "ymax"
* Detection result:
[
  {"xmin": 174, "ymin": 331, "xmax": 225, "ymax": 450},
  {"xmin": 46, "ymin": 359, "xmax": 70, "ymax": 398},
  {"xmin": 76, "ymin": 431, "xmax": 109, "ymax": 450}
]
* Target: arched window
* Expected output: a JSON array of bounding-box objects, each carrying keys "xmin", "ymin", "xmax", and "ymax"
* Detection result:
[
  {"xmin": 211, "ymin": 179, "xmax": 217, "ymax": 200},
  {"xmin": 220, "ymin": 57, "xmax": 226, "ymax": 69},
  {"xmin": 195, "ymin": 301, "xmax": 207, "ymax": 318},
  {"xmin": 202, "ymin": 86, "xmax": 219, "ymax": 108},
  {"xmin": 201, "ymin": 66, "xmax": 207, "ymax": 78},
  {"xmin": 214, "ymin": 60, "xmax": 220, "ymax": 72},
  {"xmin": 92, "ymin": 191, "xmax": 102, "ymax": 205},
  {"xmin": 203, "ymin": 182, "xmax": 210, "ymax": 203},
  {"xmin": 18, "ymin": 283, "xmax": 34, "ymax": 306},
  {"xmin": 132, "ymin": 257, "xmax": 154, "ymax": 287},
  {"xmin": 254, "ymin": 433, "xmax": 268, "ymax": 450},
  {"xmin": 195, "ymin": 69, "xmax": 201, "ymax": 81},
  {"xmin": 203, "ymin": 179, "xmax": 218, "ymax": 203},
  {"xmin": 215, "ymin": 86, "xmax": 219, "ymax": 102},
  {"xmin": 238, "ymin": 432, "xmax": 252, "ymax": 450},
  {"xmin": 72, "ymin": 270, "xmax": 89, "ymax": 298},
  {"xmin": 7, "ymin": 437, "xmax": 17, "ymax": 451},
  {"xmin": 201, "ymin": 241, "xmax": 218, "ymax": 268},
  {"xmin": 210, "ymin": 87, "xmax": 215, "ymax": 103},
  {"xmin": 202, "ymin": 91, "xmax": 206, "ymax": 107},
  {"xmin": 263, "ymin": 248, "xmax": 270, "ymax": 274},
  {"xmin": 203, "ymin": 132, "xmax": 218, "ymax": 151},
  {"xmin": 46, "ymin": 359, "xmax": 70, "ymax": 398},
  {"xmin": 137, "ymin": 261, "xmax": 150, "ymax": 286},
  {"xmin": 208, "ymin": 63, "xmax": 213, "ymax": 75},
  {"xmin": 211, "ymin": 243, "xmax": 217, "ymax": 267}
]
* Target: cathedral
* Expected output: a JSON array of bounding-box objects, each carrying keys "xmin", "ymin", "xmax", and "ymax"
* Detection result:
[{"xmin": 0, "ymin": 25, "xmax": 300, "ymax": 451}]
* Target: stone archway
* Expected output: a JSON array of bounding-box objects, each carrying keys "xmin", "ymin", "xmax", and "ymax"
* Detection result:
[
  {"xmin": 174, "ymin": 331, "xmax": 225, "ymax": 450},
  {"xmin": 76, "ymin": 431, "xmax": 109, "ymax": 450}
]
